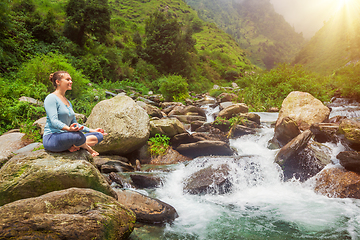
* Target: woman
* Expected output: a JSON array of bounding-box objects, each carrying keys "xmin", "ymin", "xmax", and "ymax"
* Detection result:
[{"xmin": 43, "ymin": 71, "xmax": 106, "ymax": 156}]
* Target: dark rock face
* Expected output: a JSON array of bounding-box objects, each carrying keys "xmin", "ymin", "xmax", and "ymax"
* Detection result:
[
  {"xmin": 191, "ymin": 120, "xmax": 205, "ymax": 131},
  {"xmin": 337, "ymin": 151, "xmax": 360, "ymax": 173},
  {"xmin": 171, "ymin": 132, "xmax": 197, "ymax": 148},
  {"xmin": 93, "ymin": 155, "xmax": 133, "ymax": 173},
  {"xmin": 176, "ymin": 141, "xmax": 233, "ymax": 158},
  {"xmin": 183, "ymin": 164, "xmax": 232, "ymax": 195},
  {"xmin": 275, "ymin": 130, "xmax": 332, "ymax": 181},
  {"xmin": 0, "ymin": 188, "xmax": 135, "ymax": 240},
  {"xmin": 116, "ymin": 189, "xmax": 178, "ymax": 224},
  {"xmin": 272, "ymin": 117, "xmax": 301, "ymax": 148},
  {"xmin": 108, "ymin": 172, "xmax": 132, "ymax": 188},
  {"xmin": 130, "ymin": 174, "xmax": 162, "ymax": 189},
  {"xmin": 310, "ymin": 123, "xmax": 339, "ymax": 143}
]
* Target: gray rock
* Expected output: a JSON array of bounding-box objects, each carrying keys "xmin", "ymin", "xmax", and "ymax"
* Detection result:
[
  {"xmin": 130, "ymin": 174, "xmax": 162, "ymax": 188},
  {"xmin": 183, "ymin": 164, "xmax": 231, "ymax": 195},
  {"xmin": 219, "ymin": 101, "xmax": 234, "ymax": 111},
  {"xmin": 13, "ymin": 142, "xmax": 43, "ymax": 155},
  {"xmin": 0, "ymin": 132, "xmax": 26, "ymax": 167},
  {"xmin": 18, "ymin": 96, "xmax": 43, "ymax": 106},
  {"xmin": 93, "ymin": 155, "xmax": 133, "ymax": 173},
  {"xmin": 0, "ymin": 149, "xmax": 117, "ymax": 206},
  {"xmin": 310, "ymin": 122, "xmax": 339, "ymax": 143},
  {"xmin": 150, "ymin": 118, "xmax": 186, "ymax": 137},
  {"xmin": 217, "ymin": 103, "xmax": 249, "ymax": 120},
  {"xmin": 216, "ymin": 92, "xmax": 238, "ymax": 103},
  {"xmin": 191, "ymin": 120, "xmax": 205, "ymax": 132},
  {"xmin": 271, "ymin": 117, "xmax": 301, "ymax": 148},
  {"xmin": 86, "ymin": 95, "xmax": 150, "ymax": 155},
  {"xmin": 176, "ymin": 140, "xmax": 233, "ymax": 158},
  {"xmin": 0, "ymin": 188, "xmax": 135, "ymax": 239},
  {"xmin": 136, "ymin": 101, "xmax": 163, "ymax": 118}
]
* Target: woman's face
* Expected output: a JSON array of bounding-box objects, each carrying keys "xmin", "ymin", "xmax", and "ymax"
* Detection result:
[{"xmin": 57, "ymin": 73, "xmax": 72, "ymax": 91}]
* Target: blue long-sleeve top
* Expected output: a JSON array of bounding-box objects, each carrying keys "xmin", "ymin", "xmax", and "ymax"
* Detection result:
[{"xmin": 43, "ymin": 93, "xmax": 90, "ymax": 136}]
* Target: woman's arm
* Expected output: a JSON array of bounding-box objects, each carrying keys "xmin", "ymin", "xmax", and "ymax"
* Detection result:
[{"xmin": 44, "ymin": 95, "xmax": 67, "ymax": 130}]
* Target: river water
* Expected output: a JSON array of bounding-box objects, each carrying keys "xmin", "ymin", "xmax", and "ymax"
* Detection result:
[{"xmin": 130, "ymin": 100, "xmax": 360, "ymax": 240}]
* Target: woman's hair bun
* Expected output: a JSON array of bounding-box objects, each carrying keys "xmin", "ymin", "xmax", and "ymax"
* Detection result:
[{"xmin": 49, "ymin": 73, "xmax": 54, "ymax": 83}]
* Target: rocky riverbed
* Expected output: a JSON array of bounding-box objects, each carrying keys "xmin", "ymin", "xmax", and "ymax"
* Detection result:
[{"xmin": 2, "ymin": 88, "xmax": 360, "ymax": 239}]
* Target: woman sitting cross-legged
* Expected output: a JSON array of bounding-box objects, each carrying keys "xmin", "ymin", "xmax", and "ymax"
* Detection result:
[{"xmin": 43, "ymin": 71, "xmax": 107, "ymax": 157}]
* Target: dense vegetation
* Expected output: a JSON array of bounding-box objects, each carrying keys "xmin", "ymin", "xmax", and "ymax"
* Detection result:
[
  {"xmin": 185, "ymin": 0, "xmax": 305, "ymax": 69},
  {"xmin": 1, "ymin": 0, "xmax": 360, "ymax": 142},
  {"xmin": 0, "ymin": 0, "xmax": 254, "ymax": 136}
]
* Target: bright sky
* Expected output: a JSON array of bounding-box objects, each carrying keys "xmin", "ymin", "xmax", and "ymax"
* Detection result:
[{"xmin": 269, "ymin": 0, "xmax": 358, "ymax": 39}]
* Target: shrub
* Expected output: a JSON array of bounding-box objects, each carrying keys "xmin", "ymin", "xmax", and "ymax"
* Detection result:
[
  {"xmin": 148, "ymin": 134, "xmax": 170, "ymax": 156},
  {"xmin": 15, "ymin": 52, "xmax": 89, "ymax": 99},
  {"xmin": 159, "ymin": 75, "xmax": 189, "ymax": 102}
]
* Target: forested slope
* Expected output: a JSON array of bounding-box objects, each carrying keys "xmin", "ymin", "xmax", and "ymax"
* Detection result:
[
  {"xmin": 293, "ymin": 7, "xmax": 360, "ymax": 75},
  {"xmin": 185, "ymin": 0, "xmax": 305, "ymax": 69},
  {"xmin": 0, "ymin": 0, "xmax": 256, "ymax": 134}
]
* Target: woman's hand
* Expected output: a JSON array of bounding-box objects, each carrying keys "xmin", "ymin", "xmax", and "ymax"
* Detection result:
[
  {"xmin": 68, "ymin": 123, "xmax": 84, "ymax": 132},
  {"xmin": 90, "ymin": 128, "xmax": 108, "ymax": 136}
]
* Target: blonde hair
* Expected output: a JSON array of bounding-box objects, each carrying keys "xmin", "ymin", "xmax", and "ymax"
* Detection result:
[{"xmin": 49, "ymin": 71, "xmax": 69, "ymax": 88}]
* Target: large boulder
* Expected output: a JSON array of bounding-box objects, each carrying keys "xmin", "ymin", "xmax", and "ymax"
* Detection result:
[
  {"xmin": 116, "ymin": 189, "xmax": 178, "ymax": 224},
  {"xmin": 275, "ymin": 91, "xmax": 330, "ymax": 131},
  {"xmin": 183, "ymin": 164, "xmax": 231, "ymax": 195},
  {"xmin": 176, "ymin": 141, "xmax": 233, "ymax": 158},
  {"xmin": 0, "ymin": 150, "xmax": 117, "ymax": 206},
  {"xmin": 86, "ymin": 95, "xmax": 150, "ymax": 155},
  {"xmin": 313, "ymin": 167, "xmax": 360, "ymax": 199},
  {"xmin": 0, "ymin": 131, "xmax": 26, "ymax": 167},
  {"xmin": 0, "ymin": 188, "xmax": 135, "ymax": 239},
  {"xmin": 217, "ymin": 103, "xmax": 249, "ymax": 120},
  {"xmin": 271, "ymin": 117, "xmax": 301, "ymax": 148},
  {"xmin": 150, "ymin": 118, "xmax": 186, "ymax": 137},
  {"xmin": 275, "ymin": 130, "xmax": 332, "ymax": 181}
]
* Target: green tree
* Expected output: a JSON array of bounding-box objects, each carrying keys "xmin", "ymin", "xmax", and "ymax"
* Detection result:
[
  {"xmin": 64, "ymin": 0, "xmax": 111, "ymax": 47},
  {"xmin": 144, "ymin": 10, "xmax": 195, "ymax": 77}
]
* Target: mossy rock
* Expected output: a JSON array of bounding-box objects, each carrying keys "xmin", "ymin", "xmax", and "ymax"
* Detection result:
[
  {"xmin": 0, "ymin": 188, "xmax": 135, "ymax": 239},
  {"xmin": 339, "ymin": 119, "xmax": 360, "ymax": 145},
  {"xmin": 0, "ymin": 149, "xmax": 117, "ymax": 206}
]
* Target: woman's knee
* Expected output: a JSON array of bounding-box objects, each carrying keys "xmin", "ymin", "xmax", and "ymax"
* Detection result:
[{"xmin": 72, "ymin": 132, "xmax": 86, "ymax": 146}]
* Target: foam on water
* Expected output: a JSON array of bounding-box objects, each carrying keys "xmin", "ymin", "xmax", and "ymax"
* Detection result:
[
  {"xmin": 150, "ymin": 125, "xmax": 360, "ymax": 239},
  {"xmin": 131, "ymin": 102, "xmax": 360, "ymax": 239}
]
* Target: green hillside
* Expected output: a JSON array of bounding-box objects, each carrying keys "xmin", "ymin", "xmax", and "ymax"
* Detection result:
[
  {"xmin": 185, "ymin": 0, "xmax": 305, "ymax": 69},
  {"xmin": 293, "ymin": 7, "xmax": 360, "ymax": 75},
  {"xmin": 0, "ymin": 0, "xmax": 256, "ymax": 135}
]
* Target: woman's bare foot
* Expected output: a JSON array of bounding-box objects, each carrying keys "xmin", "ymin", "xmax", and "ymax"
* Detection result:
[
  {"xmin": 88, "ymin": 148, "xmax": 99, "ymax": 157},
  {"xmin": 68, "ymin": 145, "xmax": 80, "ymax": 152}
]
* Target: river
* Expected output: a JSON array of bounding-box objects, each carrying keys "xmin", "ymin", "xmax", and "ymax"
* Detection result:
[{"xmin": 130, "ymin": 99, "xmax": 360, "ymax": 240}]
